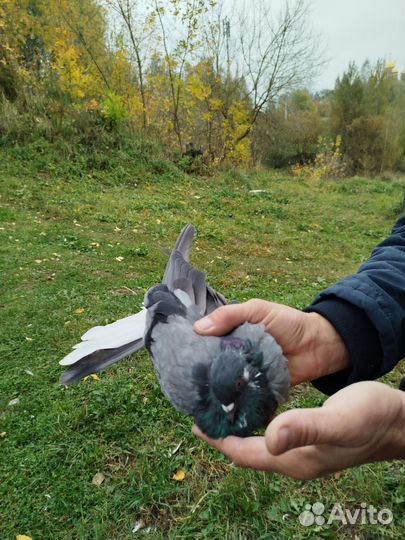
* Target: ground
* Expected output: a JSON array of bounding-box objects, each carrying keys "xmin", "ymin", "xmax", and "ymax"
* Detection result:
[{"xmin": 1, "ymin": 145, "xmax": 404, "ymax": 539}]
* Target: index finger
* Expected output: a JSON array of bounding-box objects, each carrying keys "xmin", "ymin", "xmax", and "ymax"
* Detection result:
[
  {"xmin": 192, "ymin": 425, "xmax": 275, "ymax": 470},
  {"xmin": 194, "ymin": 301, "xmax": 263, "ymax": 336}
]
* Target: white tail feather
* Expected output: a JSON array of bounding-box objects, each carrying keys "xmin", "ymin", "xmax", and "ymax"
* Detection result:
[{"xmin": 59, "ymin": 308, "xmax": 147, "ymax": 366}]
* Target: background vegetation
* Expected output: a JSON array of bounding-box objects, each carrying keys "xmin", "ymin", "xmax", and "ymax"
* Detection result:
[{"xmin": 1, "ymin": 0, "xmax": 404, "ymax": 174}]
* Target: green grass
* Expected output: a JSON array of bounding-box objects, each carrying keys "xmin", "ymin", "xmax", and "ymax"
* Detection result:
[{"xmin": 1, "ymin": 144, "xmax": 404, "ymax": 540}]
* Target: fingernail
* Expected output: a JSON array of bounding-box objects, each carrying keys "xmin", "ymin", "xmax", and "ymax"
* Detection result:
[
  {"xmin": 278, "ymin": 426, "xmax": 293, "ymax": 453},
  {"xmin": 195, "ymin": 318, "xmax": 214, "ymax": 332}
]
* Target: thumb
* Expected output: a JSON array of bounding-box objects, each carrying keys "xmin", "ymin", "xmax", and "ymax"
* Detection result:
[
  {"xmin": 194, "ymin": 302, "xmax": 256, "ymax": 336},
  {"xmin": 265, "ymin": 407, "xmax": 346, "ymax": 455}
]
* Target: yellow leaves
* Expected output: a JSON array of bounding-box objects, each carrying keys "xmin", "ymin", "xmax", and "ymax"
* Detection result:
[
  {"xmin": 16, "ymin": 535, "xmax": 33, "ymax": 540},
  {"xmin": 172, "ymin": 470, "xmax": 186, "ymax": 481},
  {"xmin": 52, "ymin": 35, "xmax": 94, "ymax": 101},
  {"xmin": 110, "ymin": 48, "xmax": 142, "ymax": 113},
  {"xmin": 125, "ymin": 95, "xmax": 145, "ymax": 123},
  {"xmin": 209, "ymin": 97, "xmax": 223, "ymax": 111},
  {"xmin": 225, "ymin": 131, "xmax": 251, "ymax": 166},
  {"xmin": 82, "ymin": 373, "xmax": 100, "ymax": 383},
  {"xmin": 73, "ymin": 308, "xmax": 85, "ymax": 315},
  {"xmin": 101, "ymin": 91, "xmax": 128, "ymax": 126},
  {"xmin": 186, "ymin": 74, "xmax": 211, "ymax": 101},
  {"xmin": 91, "ymin": 472, "xmax": 105, "ymax": 486},
  {"xmin": 292, "ymin": 135, "xmax": 346, "ymax": 181},
  {"xmin": 86, "ymin": 99, "xmax": 99, "ymax": 111},
  {"xmin": 229, "ymin": 101, "xmax": 250, "ymax": 125},
  {"xmin": 54, "ymin": 39, "xmax": 80, "ymax": 63},
  {"xmin": 164, "ymin": 55, "xmax": 179, "ymax": 71}
]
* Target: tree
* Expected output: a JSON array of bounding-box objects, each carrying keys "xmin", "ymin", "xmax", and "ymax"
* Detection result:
[
  {"xmin": 346, "ymin": 115, "xmax": 385, "ymax": 173},
  {"xmin": 197, "ymin": 0, "xmax": 323, "ymax": 161},
  {"xmin": 152, "ymin": 0, "xmax": 213, "ymax": 150},
  {"xmin": 0, "ymin": 0, "xmax": 47, "ymax": 100},
  {"xmin": 331, "ymin": 62, "xmax": 365, "ymax": 141},
  {"xmin": 332, "ymin": 60, "xmax": 405, "ymax": 174},
  {"xmin": 53, "ymin": 0, "xmax": 111, "ymax": 92},
  {"xmin": 104, "ymin": 0, "xmax": 157, "ymax": 128},
  {"xmin": 253, "ymin": 90, "xmax": 321, "ymax": 167},
  {"xmin": 231, "ymin": 0, "xmax": 323, "ymax": 145}
]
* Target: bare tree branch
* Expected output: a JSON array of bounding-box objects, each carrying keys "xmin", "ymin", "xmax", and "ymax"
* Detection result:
[
  {"xmin": 105, "ymin": 0, "xmax": 150, "ymax": 127},
  {"xmin": 56, "ymin": 0, "xmax": 111, "ymax": 90}
]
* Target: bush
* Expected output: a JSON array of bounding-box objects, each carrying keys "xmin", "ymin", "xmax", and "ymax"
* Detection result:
[
  {"xmin": 345, "ymin": 115, "xmax": 385, "ymax": 174},
  {"xmin": 101, "ymin": 91, "xmax": 128, "ymax": 130},
  {"xmin": 291, "ymin": 136, "xmax": 348, "ymax": 180}
]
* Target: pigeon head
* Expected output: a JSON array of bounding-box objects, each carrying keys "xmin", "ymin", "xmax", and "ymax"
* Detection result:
[
  {"xmin": 210, "ymin": 339, "xmax": 258, "ymax": 417},
  {"xmin": 193, "ymin": 337, "xmax": 278, "ymax": 438}
]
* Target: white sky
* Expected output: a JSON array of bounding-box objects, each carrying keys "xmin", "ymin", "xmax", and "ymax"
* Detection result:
[
  {"xmin": 308, "ymin": 0, "xmax": 405, "ymax": 89},
  {"xmin": 111, "ymin": 0, "xmax": 405, "ymax": 91}
]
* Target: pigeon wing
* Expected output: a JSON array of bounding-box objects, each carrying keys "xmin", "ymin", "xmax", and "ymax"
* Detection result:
[
  {"xmin": 144, "ymin": 285, "xmax": 219, "ymax": 415},
  {"xmin": 148, "ymin": 313, "xmax": 219, "ymax": 415}
]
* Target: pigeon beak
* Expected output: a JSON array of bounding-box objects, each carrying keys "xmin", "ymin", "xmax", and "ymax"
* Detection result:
[{"xmin": 221, "ymin": 402, "xmax": 236, "ymax": 423}]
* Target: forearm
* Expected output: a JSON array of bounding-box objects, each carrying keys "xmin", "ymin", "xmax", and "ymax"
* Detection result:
[{"xmin": 305, "ymin": 216, "xmax": 405, "ymax": 394}]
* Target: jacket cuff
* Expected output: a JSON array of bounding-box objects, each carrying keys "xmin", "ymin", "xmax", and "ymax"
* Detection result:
[{"xmin": 304, "ymin": 297, "xmax": 383, "ymax": 395}]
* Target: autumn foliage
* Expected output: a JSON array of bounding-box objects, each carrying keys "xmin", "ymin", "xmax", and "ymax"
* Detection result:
[{"xmin": 0, "ymin": 0, "xmax": 403, "ymax": 173}]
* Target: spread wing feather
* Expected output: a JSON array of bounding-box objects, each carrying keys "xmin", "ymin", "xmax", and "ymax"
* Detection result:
[{"xmin": 59, "ymin": 224, "xmax": 227, "ymax": 384}]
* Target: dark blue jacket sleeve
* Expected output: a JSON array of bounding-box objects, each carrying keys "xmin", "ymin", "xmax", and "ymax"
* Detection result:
[{"xmin": 305, "ymin": 215, "xmax": 405, "ymax": 395}]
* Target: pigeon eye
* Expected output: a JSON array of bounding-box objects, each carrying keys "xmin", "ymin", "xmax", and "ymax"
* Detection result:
[{"xmin": 235, "ymin": 377, "xmax": 244, "ymax": 391}]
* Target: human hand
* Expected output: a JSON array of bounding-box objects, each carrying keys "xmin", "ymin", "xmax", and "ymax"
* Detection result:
[
  {"xmin": 193, "ymin": 381, "xmax": 405, "ymax": 479},
  {"xmin": 194, "ymin": 299, "xmax": 349, "ymax": 385}
]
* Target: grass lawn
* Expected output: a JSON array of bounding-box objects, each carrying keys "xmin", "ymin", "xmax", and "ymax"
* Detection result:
[{"xmin": 1, "ymin": 144, "xmax": 404, "ymax": 539}]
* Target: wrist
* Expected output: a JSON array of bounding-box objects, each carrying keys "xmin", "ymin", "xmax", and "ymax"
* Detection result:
[
  {"xmin": 388, "ymin": 389, "xmax": 405, "ymax": 460},
  {"xmin": 306, "ymin": 312, "xmax": 350, "ymax": 380}
]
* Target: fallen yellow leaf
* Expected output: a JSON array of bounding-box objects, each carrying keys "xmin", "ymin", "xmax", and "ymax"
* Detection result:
[
  {"xmin": 16, "ymin": 535, "xmax": 33, "ymax": 540},
  {"xmin": 172, "ymin": 470, "xmax": 186, "ymax": 481},
  {"xmin": 83, "ymin": 373, "xmax": 100, "ymax": 382},
  {"xmin": 74, "ymin": 308, "xmax": 85, "ymax": 315},
  {"xmin": 92, "ymin": 472, "xmax": 105, "ymax": 486}
]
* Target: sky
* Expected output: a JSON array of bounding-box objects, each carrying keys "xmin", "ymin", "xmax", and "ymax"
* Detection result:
[{"xmin": 308, "ymin": 0, "xmax": 405, "ymax": 90}]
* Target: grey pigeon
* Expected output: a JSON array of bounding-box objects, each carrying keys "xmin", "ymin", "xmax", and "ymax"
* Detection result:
[{"xmin": 60, "ymin": 224, "xmax": 290, "ymax": 438}]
